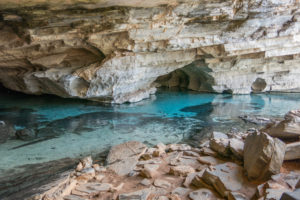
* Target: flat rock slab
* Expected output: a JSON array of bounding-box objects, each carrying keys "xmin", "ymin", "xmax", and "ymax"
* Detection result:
[
  {"xmin": 201, "ymin": 162, "xmax": 255, "ymax": 198},
  {"xmin": 64, "ymin": 195, "xmax": 87, "ymax": 200},
  {"xmin": 189, "ymin": 188, "xmax": 218, "ymax": 200},
  {"xmin": 167, "ymin": 144, "xmax": 192, "ymax": 151},
  {"xmin": 229, "ymin": 138, "xmax": 244, "ymax": 159},
  {"xmin": 280, "ymin": 188, "xmax": 300, "ymax": 200},
  {"xmin": 262, "ymin": 110, "xmax": 300, "ymax": 139},
  {"xmin": 172, "ymin": 187, "xmax": 190, "ymax": 196},
  {"xmin": 119, "ymin": 188, "xmax": 151, "ymax": 200},
  {"xmin": 106, "ymin": 141, "xmax": 147, "ymax": 176},
  {"xmin": 244, "ymin": 131, "xmax": 286, "ymax": 181},
  {"xmin": 75, "ymin": 183, "xmax": 112, "ymax": 194},
  {"xmin": 170, "ymin": 165, "xmax": 195, "ymax": 176},
  {"xmin": 154, "ymin": 179, "xmax": 171, "ymax": 189},
  {"xmin": 285, "ymin": 141, "xmax": 300, "ymax": 160},
  {"xmin": 197, "ymin": 156, "xmax": 224, "ymax": 166},
  {"xmin": 209, "ymin": 138, "xmax": 230, "ymax": 156}
]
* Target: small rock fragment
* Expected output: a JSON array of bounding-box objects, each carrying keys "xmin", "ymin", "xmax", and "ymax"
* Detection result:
[
  {"xmin": 140, "ymin": 164, "xmax": 160, "ymax": 178},
  {"xmin": 140, "ymin": 178, "xmax": 152, "ymax": 186},
  {"xmin": 172, "ymin": 187, "xmax": 190, "ymax": 196},
  {"xmin": 169, "ymin": 165, "xmax": 195, "ymax": 176},
  {"xmin": 154, "ymin": 179, "xmax": 171, "ymax": 189},
  {"xmin": 280, "ymin": 188, "xmax": 300, "ymax": 200},
  {"xmin": 211, "ymin": 131, "xmax": 228, "ymax": 139},
  {"xmin": 229, "ymin": 138, "xmax": 244, "ymax": 159},
  {"xmin": 189, "ymin": 188, "xmax": 218, "ymax": 200},
  {"xmin": 197, "ymin": 156, "xmax": 224, "ymax": 166},
  {"xmin": 167, "ymin": 144, "xmax": 191, "ymax": 151},
  {"xmin": 209, "ymin": 138, "xmax": 230, "ymax": 156},
  {"xmin": 119, "ymin": 188, "xmax": 151, "ymax": 200}
]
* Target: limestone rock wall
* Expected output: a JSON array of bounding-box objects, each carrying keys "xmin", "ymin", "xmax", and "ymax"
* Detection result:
[{"xmin": 0, "ymin": 0, "xmax": 300, "ymax": 103}]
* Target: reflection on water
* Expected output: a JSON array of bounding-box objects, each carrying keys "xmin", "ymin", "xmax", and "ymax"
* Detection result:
[{"xmin": 0, "ymin": 88, "xmax": 300, "ymax": 198}]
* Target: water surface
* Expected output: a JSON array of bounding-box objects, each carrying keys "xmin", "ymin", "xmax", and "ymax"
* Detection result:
[{"xmin": 0, "ymin": 89, "xmax": 300, "ymax": 197}]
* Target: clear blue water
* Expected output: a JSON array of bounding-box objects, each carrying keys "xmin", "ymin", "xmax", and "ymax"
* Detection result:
[{"xmin": 0, "ymin": 89, "xmax": 300, "ymax": 196}]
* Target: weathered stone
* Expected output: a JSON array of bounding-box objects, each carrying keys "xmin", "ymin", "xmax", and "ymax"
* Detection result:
[
  {"xmin": 189, "ymin": 189, "xmax": 218, "ymax": 200},
  {"xmin": 16, "ymin": 128, "xmax": 35, "ymax": 141},
  {"xmin": 244, "ymin": 131, "xmax": 286, "ymax": 181},
  {"xmin": 169, "ymin": 165, "xmax": 195, "ymax": 177},
  {"xmin": 95, "ymin": 174, "xmax": 105, "ymax": 182},
  {"xmin": 285, "ymin": 142, "xmax": 300, "ymax": 160},
  {"xmin": 262, "ymin": 110, "xmax": 300, "ymax": 139},
  {"xmin": 0, "ymin": 120, "xmax": 15, "ymax": 144},
  {"xmin": 209, "ymin": 138, "xmax": 230, "ymax": 156},
  {"xmin": 75, "ymin": 183, "xmax": 112, "ymax": 194},
  {"xmin": 197, "ymin": 156, "xmax": 224, "ymax": 166},
  {"xmin": 228, "ymin": 192, "xmax": 247, "ymax": 200},
  {"xmin": 183, "ymin": 172, "xmax": 198, "ymax": 188},
  {"xmin": 140, "ymin": 178, "xmax": 152, "ymax": 186},
  {"xmin": 119, "ymin": 188, "xmax": 151, "ymax": 200},
  {"xmin": 170, "ymin": 156, "xmax": 200, "ymax": 168},
  {"xmin": 106, "ymin": 141, "xmax": 147, "ymax": 176},
  {"xmin": 154, "ymin": 179, "xmax": 171, "ymax": 189},
  {"xmin": 280, "ymin": 189, "xmax": 300, "ymax": 200},
  {"xmin": 169, "ymin": 194, "xmax": 181, "ymax": 200},
  {"xmin": 140, "ymin": 164, "xmax": 160, "ymax": 178},
  {"xmin": 265, "ymin": 188, "xmax": 291, "ymax": 200},
  {"xmin": 64, "ymin": 195, "xmax": 86, "ymax": 200},
  {"xmin": 200, "ymin": 147, "xmax": 218, "ymax": 157},
  {"xmin": 211, "ymin": 131, "xmax": 228, "ymax": 139},
  {"xmin": 229, "ymin": 138, "xmax": 244, "ymax": 159},
  {"xmin": 183, "ymin": 151, "xmax": 199, "ymax": 157},
  {"xmin": 239, "ymin": 115, "xmax": 273, "ymax": 125},
  {"xmin": 172, "ymin": 187, "xmax": 190, "ymax": 196},
  {"xmin": 201, "ymin": 162, "xmax": 256, "ymax": 198},
  {"xmin": 80, "ymin": 156, "xmax": 93, "ymax": 169},
  {"xmin": 167, "ymin": 144, "xmax": 192, "ymax": 152},
  {"xmin": 157, "ymin": 196, "xmax": 169, "ymax": 200}
]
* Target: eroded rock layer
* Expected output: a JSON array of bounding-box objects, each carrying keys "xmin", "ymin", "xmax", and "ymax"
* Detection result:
[{"xmin": 1, "ymin": 0, "xmax": 300, "ymax": 103}]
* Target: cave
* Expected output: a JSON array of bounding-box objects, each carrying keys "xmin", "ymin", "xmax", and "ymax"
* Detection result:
[
  {"xmin": 155, "ymin": 60, "xmax": 215, "ymax": 93},
  {"xmin": 251, "ymin": 78, "xmax": 267, "ymax": 92}
]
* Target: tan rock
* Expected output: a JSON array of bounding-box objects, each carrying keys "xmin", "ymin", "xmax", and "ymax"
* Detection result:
[
  {"xmin": 169, "ymin": 165, "xmax": 195, "ymax": 176},
  {"xmin": 106, "ymin": 141, "xmax": 147, "ymax": 176},
  {"xmin": 140, "ymin": 164, "xmax": 160, "ymax": 178},
  {"xmin": 285, "ymin": 141, "xmax": 300, "ymax": 160},
  {"xmin": 244, "ymin": 131, "xmax": 286, "ymax": 181}
]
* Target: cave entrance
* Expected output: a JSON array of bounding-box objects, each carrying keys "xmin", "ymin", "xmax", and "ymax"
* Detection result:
[
  {"xmin": 251, "ymin": 78, "xmax": 267, "ymax": 92},
  {"xmin": 155, "ymin": 60, "xmax": 215, "ymax": 92}
]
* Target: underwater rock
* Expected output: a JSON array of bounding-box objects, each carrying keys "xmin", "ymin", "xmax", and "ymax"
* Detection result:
[
  {"xmin": 0, "ymin": 120, "xmax": 15, "ymax": 143},
  {"xmin": 15, "ymin": 128, "xmax": 35, "ymax": 141}
]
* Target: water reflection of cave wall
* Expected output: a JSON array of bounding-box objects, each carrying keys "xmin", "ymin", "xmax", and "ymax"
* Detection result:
[{"xmin": 155, "ymin": 60, "xmax": 215, "ymax": 92}]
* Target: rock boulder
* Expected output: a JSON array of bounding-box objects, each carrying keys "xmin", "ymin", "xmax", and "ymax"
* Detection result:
[{"xmin": 244, "ymin": 131, "xmax": 286, "ymax": 181}]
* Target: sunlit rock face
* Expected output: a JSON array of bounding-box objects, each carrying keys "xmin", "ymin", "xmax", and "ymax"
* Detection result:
[{"xmin": 0, "ymin": 0, "xmax": 300, "ymax": 103}]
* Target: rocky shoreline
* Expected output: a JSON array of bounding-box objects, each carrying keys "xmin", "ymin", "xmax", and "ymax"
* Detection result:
[{"xmin": 26, "ymin": 110, "xmax": 300, "ymax": 200}]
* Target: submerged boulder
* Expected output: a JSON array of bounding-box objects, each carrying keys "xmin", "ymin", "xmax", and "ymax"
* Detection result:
[
  {"xmin": 15, "ymin": 128, "xmax": 36, "ymax": 141},
  {"xmin": 0, "ymin": 120, "xmax": 16, "ymax": 143},
  {"xmin": 244, "ymin": 131, "xmax": 286, "ymax": 181}
]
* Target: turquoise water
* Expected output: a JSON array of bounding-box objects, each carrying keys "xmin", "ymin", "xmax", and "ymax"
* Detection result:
[{"xmin": 0, "ymin": 89, "xmax": 300, "ymax": 197}]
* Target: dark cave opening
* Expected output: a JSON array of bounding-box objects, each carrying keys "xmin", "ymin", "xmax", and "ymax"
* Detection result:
[{"xmin": 155, "ymin": 60, "xmax": 215, "ymax": 93}]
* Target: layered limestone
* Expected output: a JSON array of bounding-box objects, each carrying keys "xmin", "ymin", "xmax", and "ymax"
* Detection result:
[{"xmin": 1, "ymin": 0, "xmax": 300, "ymax": 103}]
